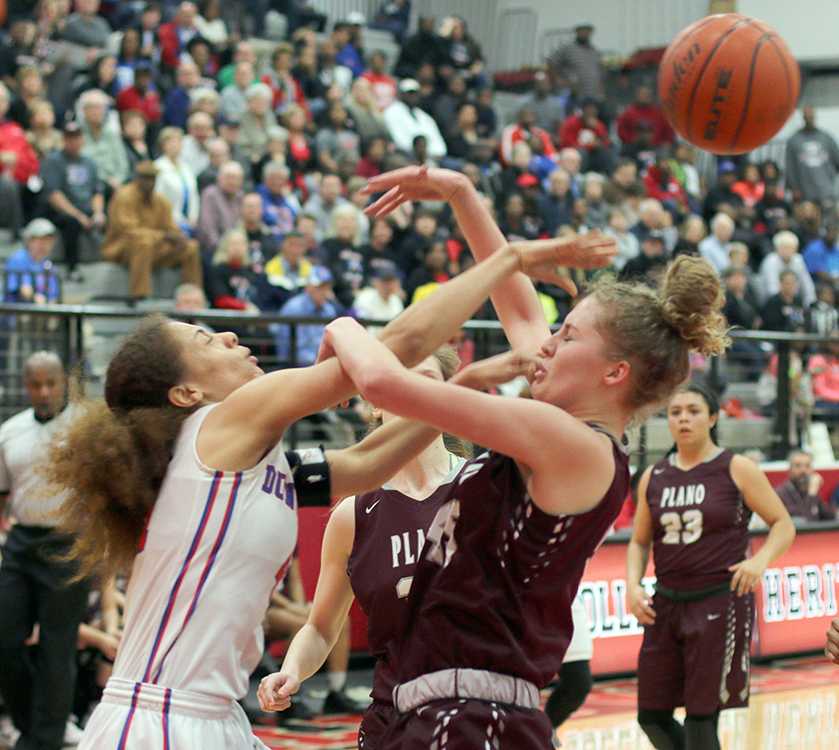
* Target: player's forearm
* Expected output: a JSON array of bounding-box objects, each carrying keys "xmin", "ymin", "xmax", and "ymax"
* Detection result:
[
  {"xmin": 626, "ymin": 539, "xmax": 651, "ymax": 587},
  {"xmin": 449, "ymin": 178, "xmax": 546, "ymax": 344},
  {"xmin": 753, "ymin": 516, "xmax": 795, "ymax": 567},
  {"xmin": 378, "ymin": 244, "xmax": 520, "ymax": 366},
  {"xmin": 280, "ymin": 623, "xmax": 336, "ymax": 682}
]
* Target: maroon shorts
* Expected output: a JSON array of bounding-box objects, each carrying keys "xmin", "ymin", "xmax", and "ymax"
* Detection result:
[
  {"xmin": 378, "ymin": 698, "xmax": 553, "ymax": 750},
  {"xmin": 637, "ymin": 589, "xmax": 754, "ymax": 715},
  {"xmin": 359, "ymin": 700, "xmax": 395, "ymax": 749}
]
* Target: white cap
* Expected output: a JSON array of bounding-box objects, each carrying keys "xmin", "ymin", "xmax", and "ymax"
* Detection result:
[{"xmin": 346, "ymin": 11, "xmax": 366, "ymax": 25}]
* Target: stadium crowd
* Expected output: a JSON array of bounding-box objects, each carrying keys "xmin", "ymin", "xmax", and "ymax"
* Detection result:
[{"xmin": 2, "ymin": 0, "xmax": 839, "ymax": 745}]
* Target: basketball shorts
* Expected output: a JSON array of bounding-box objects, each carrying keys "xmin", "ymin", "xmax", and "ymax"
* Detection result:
[
  {"xmin": 79, "ymin": 678, "xmax": 269, "ymax": 750},
  {"xmin": 380, "ymin": 698, "xmax": 553, "ymax": 750},
  {"xmin": 358, "ymin": 699, "xmax": 395, "ymax": 749},
  {"xmin": 637, "ymin": 589, "xmax": 754, "ymax": 715}
]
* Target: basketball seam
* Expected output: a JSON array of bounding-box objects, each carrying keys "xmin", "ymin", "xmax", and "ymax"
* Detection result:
[
  {"xmin": 728, "ymin": 33, "xmax": 772, "ymax": 151},
  {"xmin": 766, "ymin": 35, "xmax": 798, "ymax": 110},
  {"xmin": 684, "ymin": 17, "xmax": 753, "ymax": 143}
]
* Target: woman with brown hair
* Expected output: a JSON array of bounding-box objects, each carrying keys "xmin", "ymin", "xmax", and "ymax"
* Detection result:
[
  {"xmin": 262, "ymin": 166, "xmax": 730, "ymax": 750},
  {"xmin": 48, "ymin": 218, "xmax": 614, "ymax": 747}
]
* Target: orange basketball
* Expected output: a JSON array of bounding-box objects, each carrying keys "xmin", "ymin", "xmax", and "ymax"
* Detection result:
[{"xmin": 658, "ymin": 13, "xmax": 800, "ymax": 155}]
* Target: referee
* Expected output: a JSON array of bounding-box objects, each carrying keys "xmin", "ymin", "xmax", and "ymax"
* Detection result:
[{"xmin": 0, "ymin": 352, "xmax": 89, "ymax": 750}]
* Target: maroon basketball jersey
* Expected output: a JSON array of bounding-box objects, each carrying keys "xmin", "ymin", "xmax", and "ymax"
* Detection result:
[
  {"xmin": 348, "ymin": 462, "xmax": 463, "ymax": 703},
  {"xmin": 390, "ymin": 443, "xmax": 630, "ymax": 689},
  {"xmin": 646, "ymin": 449, "xmax": 750, "ymax": 590}
]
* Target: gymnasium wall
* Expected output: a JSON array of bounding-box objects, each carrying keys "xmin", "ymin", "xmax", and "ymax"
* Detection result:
[{"xmin": 738, "ymin": 0, "xmax": 839, "ymax": 65}]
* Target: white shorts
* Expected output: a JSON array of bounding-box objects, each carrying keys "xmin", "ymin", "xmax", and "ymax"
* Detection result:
[
  {"xmin": 563, "ymin": 597, "xmax": 593, "ymax": 664},
  {"xmin": 79, "ymin": 678, "xmax": 268, "ymax": 750}
]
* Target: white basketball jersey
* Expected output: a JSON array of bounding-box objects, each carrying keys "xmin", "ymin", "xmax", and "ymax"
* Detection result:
[{"xmin": 110, "ymin": 404, "xmax": 298, "ymax": 700}]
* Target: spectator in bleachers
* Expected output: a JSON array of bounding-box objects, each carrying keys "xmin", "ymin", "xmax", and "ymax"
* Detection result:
[
  {"xmin": 353, "ymin": 258, "xmax": 404, "ymax": 325},
  {"xmin": 26, "ymin": 100, "xmax": 62, "ymax": 159},
  {"xmin": 699, "ymin": 212, "xmax": 734, "ymax": 274},
  {"xmin": 173, "ymin": 281, "xmax": 208, "ymax": 314},
  {"xmin": 807, "ymin": 282, "xmax": 838, "ymax": 336},
  {"xmin": 620, "ymin": 120, "xmax": 656, "ymax": 173},
  {"xmin": 809, "ymin": 332, "xmax": 839, "ymax": 416},
  {"xmin": 582, "ymin": 172, "xmax": 609, "ymax": 229},
  {"xmin": 262, "ymin": 42, "xmax": 306, "ymax": 115},
  {"xmin": 431, "ymin": 73, "xmax": 467, "ymax": 134},
  {"xmin": 120, "ymin": 109, "xmax": 151, "ymax": 176},
  {"xmin": 604, "ymin": 207, "xmax": 638, "ymax": 271},
  {"xmin": 785, "ymin": 106, "xmax": 839, "ymax": 207},
  {"xmin": 334, "ymin": 16, "xmax": 365, "ymax": 78},
  {"xmin": 406, "ymin": 238, "xmax": 450, "ymax": 303},
  {"xmin": 672, "ymin": 214, "xmax": 705, "ymax": 257},
  {"xmin": 727, "ymin": 241, "xmax": 762, "ymax": 306},
  {"xmin": 499, "ymin": 191, "xmax": 539, "ymax": 240},
  {"xmin": 643, "ymin": 153, "xmax": 689, "ymax": 214},
  {"xmin": 395, "ymin": 15, "xmax": 443, "ymax": 78},
  {"xmin": 616, "ymin": 84, "xmax": 674, "ymax": 148},
  {"xmin": 272, "ymin": 265, "xmax": 340, "ymax": 366},
  {"xmin": 195, "ymin": 0, "xmax": 230, "ymax": 50},
  {"xmin": 159, "ymin": 1, "xmax": 200, "ymax": 72},
  {"xmin": 220, "ymin": 60, "xmax": 255, "ymax": 122},
  {"xmin": 316, "ymin": 101, "xmax": 360, "ymax": 174},
  {"xmin": 603, "ymin": 157, "xmax": 639, "ymax": 204},
  {"xmin": 360, "ymin": 216, "xmax": 395, "ymax": 279},
  {"xmin": 361, "ymin": 49, "xmax": 397, "ymax": 112},
  {"xmin": 345, "ymin": 77, "xmax": 388, "ymax": 143},
  {"xmin": 73, "ymin": 52, "xmax": 118, "ymax": 101},
  {"xmin": 0, "ymin": 81, "xmax": 37, "ymax": 238},
  {"xmin": 803, "ymin": 222, "xmax": 839, "ymax": 284},
  {"xmin": 180, "ymin": 110, "xmax": 215, "ymax": 176},
  {"xmin": 79, "ymin": 89, "xmax": 130, "ymax": 197},
  {"xmin": 101, "ymin": 160, "xmax": 202, "ymax": 299},
  {"xmin": 702, "ymin": 159, "xmax": 744, "ymax": 221},
  {"xmin": 205, "ymin": 228, "xmax": 262, "ymax": 311},
  {"xmin": 60, "ymin": 0, "xmax": 111, "ymax": 48},
  {"xmin": 372, "ymin": 0, "xmax": 412, "ymax": 43},
  {"xmin": 163, "ymin": 59, "xmax": 200, "ymax": 129},
  {"xmin": 115, "ymin": 60, "xmax": 162, "ymax": 130},
  {"xmin": 761, "ymin": 230, "xmax": 816, "ymax": 307},
  {"xmin": 137, "ymin": 3, "xmax": 162, "ymax": 60},
  {"xmin": 792, "ymin": 199, "xmax": 823, "ymax": 251},
  {"xmin": 115, "ymin": 28, "xmax": 142, "ymax": 92},
  {"xmin": 282, "ymin": 103, "xmax": 316, "ymax": 178},
  {"xmin": 321, "ymin": 202, "xmax": 364, "ymax": 307},
  {"xmin": 196, "ymin": 158, "xmax": 243, "ymax": 253},
  {"xmin": 257, "ymin": 160, "xmax": 299, "ymax": 234},
  {"xmin": 438, "ymin": 15, "xmax": 485, "ymax": 86},
  {"xmin": 762, "ymin": 269, "xmax": 807, "ymax": 332},
  {"xmin": 500, "ymin": 105, "xmax": 554, "ymax": 167},
  {"xmin": 474, "ymin": 85, "xmax": 498, "ymax": 138},
  {"xmin": 548, "ymin": 22, "xmax": 604, "ymax": 103},
  {"xmin": 262, "ymin": 229, "xmax": 312, "ymax": 310},
  {"xmin": 4, "ymin": 218, "xmax": 61, "ymax": 303},
  {"xmin": 239, "ymin": 82, "xmax": 280, "ymax": 166},
  {"xmin": 668, "ymin": 142, "xmax": 702, "ymax": 208},
  {"xmin": 8, "ymin": 65, "xmax": 44, "ymax": 129},
  {"xmin": 619, "ymin": 229, "xmax": 667, "ymax": 284},
  {"xmin": 316, "ymin": 38, "xmax": 353, "ymax": 97},
  {"xmin": 237, "ymin": 191, "xmax": 278, "ymax": 265},
  {"xmin": 524, "ymin": 70, "xmax": 567, "ymax": 134},
  {"xmin": 355, "ymin": 135, "xmax": 388, "ymax": 179},
  {"xmin": 755, "ymin": 177, "xmax": 793, "ymax": 237},
  {"xmin": 195, "ymin": 135, "xmax": 228, "ymax": 191},
  {"xmin": 445, "ymin": 102, "xmax": 483, "ymax": 163},
  {"xmin": 302, "ymin": 172, "xmax": 346, "ymax": 240},
  {"xmin": 384, "ymin": 78, "xmax": 447, "ymax": 159},
  {"xmin": 42, "ymin": 120, "xmax": 105, "ymax": 280},
  {"xmin": 731, "ymin": 162, "xmax": 765, "ymax": 208},
  {"xmin": 155, "ymin": 125, "xmax": 200, "ymax": 236},
  {"xmin": 291, "ymin": 44, "xmax": 326, "ymax": 113},
  {"xmin": 723, "ymin": 264, "xmax": 762, "ymax": 331},
  {"xmin": 185, "ymin": 36, "xmax": 218, "ymax": 80},
  {"xmin": 776, "ymin": 450, "xmax": 835, "ymax": 521}
]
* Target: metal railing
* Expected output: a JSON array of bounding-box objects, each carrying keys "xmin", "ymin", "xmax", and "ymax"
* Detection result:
[{"xmin": 0, "ymin": 303, "xmax": 833, "ymax": 463}]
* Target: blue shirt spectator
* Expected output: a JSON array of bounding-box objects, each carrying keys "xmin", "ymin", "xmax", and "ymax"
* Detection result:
[
  {"xmin": 272, "ymin": 267, "xmax": 341, "ymax": 365},
  {"xmin": 4, "ymin": 219, "xmax": 61, "ymax": 303},
  {"xmin": 803, "ymin": 225, "xmax": 839, "ymax": 281}
]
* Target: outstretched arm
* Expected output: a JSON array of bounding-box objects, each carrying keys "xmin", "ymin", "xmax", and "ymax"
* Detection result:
[{"xmin": 325, "ymin": 318, "xmax": 615, "ymax": 516}]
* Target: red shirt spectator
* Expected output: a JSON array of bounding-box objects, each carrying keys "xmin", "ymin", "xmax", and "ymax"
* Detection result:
[
  {"xmin": 500, "ymin": 107, "xmax": 555, "ymax": 165},
  {"xmin": 559, "ymin": 108, "xmax": 610, "ymax": 152},
  {"xmin": 0, "ymin": 117, "xmax": 39, "ymax": 183},
  {"xmin": 643, "ymin": 162, "xmax": 688, "ymax": 210},
  {"xmin": 158, "ymin": 3, "xmax": 200, "ymax": 70},
  {"xmin": 731, "ymin": 163, "xmax": 765, "ymax": 208},
  {"xmin": 617, "ymin": 85, "xmax": 674, "ymax": 147},
  {"xmin": 261, "ymin": 43, "xmax": 309, "ymax": 115},
  {"xmin": 361, "ymin": 51, "xmax": 398, "ymax": 111},
  {"xmin": 116, "ymin": 65, "xmax": 162, "ymax": 124}
]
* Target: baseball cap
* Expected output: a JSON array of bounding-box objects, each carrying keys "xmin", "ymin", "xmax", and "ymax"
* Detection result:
[
  {"xmin": 306, "ymin": 266, "xmax": 333, "ymax": 286},
  {"xmin": 372, "ymin": 260, "xmax": 400, "ymax": 280},
  {"xmin": 218, "ymin": 113, "xmax": 241, "ymax": 127},
  {"xmin": 398, "ymin": 78, "xmax": 421, "ymax": 94},
  {"xmin": 22, "ymin": 218, "xmax": 57, "ymax": 239},
  {"xmin": 718, "ymin": 160, "xmax": 737, "ymax": 174},
  {"xmin": 63, "ymin": 120, "xmax": 82, "ymax": 135},
  {"xmin": 346, "ymin": 11, "xmax": 366, "ymax": 25},
  {"xmin": 644, "ymin": 229, "xmax": 666, "ymax": 243},
  {"xmin": 575, "ymin": 22, "xmax": 594, "ymax": 30},
  {"xmin": 134, "ymin": 58, "xmax": 154, "ymax": 74}
]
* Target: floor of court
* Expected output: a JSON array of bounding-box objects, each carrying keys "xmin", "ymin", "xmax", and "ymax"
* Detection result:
[{"xmin": 251, "ymin": 655, "xmax": 838, "ymax": 749}]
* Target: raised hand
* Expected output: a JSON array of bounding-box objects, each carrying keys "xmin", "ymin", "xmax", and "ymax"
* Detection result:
[
  {"xmin": 509, "ymin": 231, "xmax": 617, "ymax": 296},
  {"xmin": 362, "ymin": 166, "xmax": 467, "ymax": 217}
]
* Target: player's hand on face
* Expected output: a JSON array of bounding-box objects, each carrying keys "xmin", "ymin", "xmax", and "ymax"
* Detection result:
[
  {"xmin": 728, "ymin": 558, "xmax": 764, "ymax": 596},
  {"xmin": 825, "ymin": 617, "xmax": 839, "ymax": 664},
  {"xmin": 455, "ymin": 350, "xmax": 538, "ymax": 391},
  {"xmin": 628, "ymin": 584, "xmax": 656, "ymax": 625},
  {"xmin": 257, "ymin": 672, "xmax": 300, "ymax": 712},
  {"xmin": 362, "ymin": 166, "xmax": 465, "ymax": 216}
]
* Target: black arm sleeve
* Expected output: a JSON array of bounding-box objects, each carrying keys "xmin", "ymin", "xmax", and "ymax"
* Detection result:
[{"xmin": 285, "ymin": 447, "xmax": 332, "ymax": 507}]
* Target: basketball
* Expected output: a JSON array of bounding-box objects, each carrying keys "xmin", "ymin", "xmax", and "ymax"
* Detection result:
[{"xmin": 657, "ymin": 13, "xmax": 800, "ymax": 155}]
